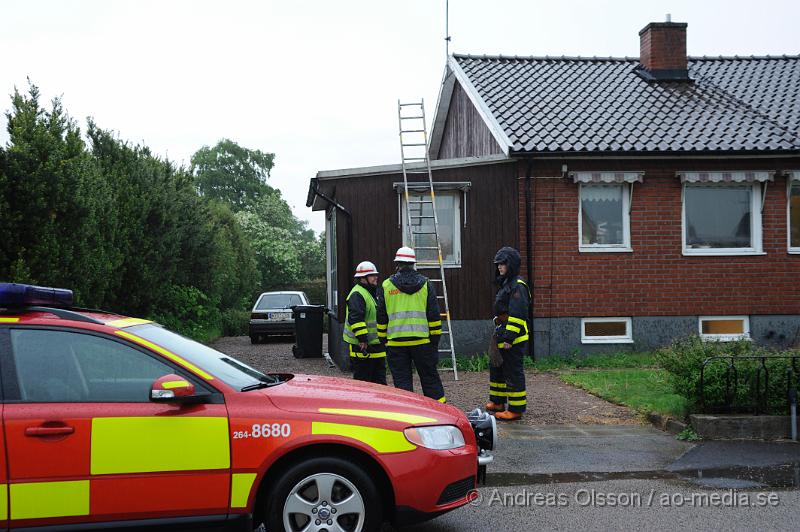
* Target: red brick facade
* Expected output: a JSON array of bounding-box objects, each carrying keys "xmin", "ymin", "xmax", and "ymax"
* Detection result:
[
  {"xmin": 517, "ymin": 158, "xmax": 800, "ymax": 319},
  {"xmin": 639, "ymin": 22, "xmax": 687, "ymax": 72}
]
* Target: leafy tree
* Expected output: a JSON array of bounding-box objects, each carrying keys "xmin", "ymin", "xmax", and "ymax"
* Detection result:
[
  {"xmin": 191, "ymin": 138, "xmax": 274, "ymax": 210},
  {"xmin": 0, "ymin": 83, "xmax": 116, "ymax": 306}
]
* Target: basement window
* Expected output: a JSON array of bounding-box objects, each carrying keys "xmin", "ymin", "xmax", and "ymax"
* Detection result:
[
  {"xmin": 789, "ymin": 175, "xmax": 800, "ymax": 253},
  {"xmin": 581, "ymin": 318, "xmax": 633, "ymax": 344},
  {"xmin": 699, "ymin": 316, "xmax": 750, "ymax": 342}
]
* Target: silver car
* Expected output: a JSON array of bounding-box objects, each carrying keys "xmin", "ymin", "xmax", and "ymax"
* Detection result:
[{"xmin": 249, "ymin": 291, "xmax": 309, "ymax": 343}]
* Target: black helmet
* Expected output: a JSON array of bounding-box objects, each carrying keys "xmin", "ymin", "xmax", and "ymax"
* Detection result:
[{"xmin": 493, "ymin": 247, "xmax": 521, "ymax": 278}]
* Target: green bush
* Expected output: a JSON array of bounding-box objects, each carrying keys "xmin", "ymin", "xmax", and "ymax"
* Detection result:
[
  {"xmin": 221, "ymin": 308, "xmax": 250, "ymax": 337},
  {"xmin": 656, "ymin": 336, "xmax": 800, "ymax": 415},
  {"xmin": 149, "ymin": 285, "xmax": 221, "ymax": 342}
]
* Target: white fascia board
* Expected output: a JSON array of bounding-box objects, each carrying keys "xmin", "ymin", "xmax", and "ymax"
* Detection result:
[
  {"xmin": 428, "ymin": 65, "xmax": 457, "ymax": 159},
  {"xmin": 447, "ymin": 56, "xmax": 512, "ymax": 156}
]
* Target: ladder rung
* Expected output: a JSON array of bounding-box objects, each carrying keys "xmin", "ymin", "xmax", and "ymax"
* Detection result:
[
  {"xmin": 408, "ymin": 200, "xmax": 433, "ymax": 204},
  {"xmin": 400, "ymin": 115, "xmax": 424, "ymax": 119},
  {"xmin": 412, "ymin": 230, "xmax": 437, "ymax": 235},
  {"xmin": 402, "ymin": 129, "xmax": 426, "ymax": 133},
  {"xmin": 403, "ymin": 157, "xmax": 426, "ymax": 161},
  {"xmin": 414, "ymin": 246, "xmax": 440, "ymax": 250},
  {"xmin": 411, "ymin": 215, "xmax": 435, "ymax": 219},
  {"xmin": 399, "ymin": 102, "xmax": 423, "ymax": 107},
  {"xmin": 402, "ymin": 143, "xmax": 427, "ymax": 147}
]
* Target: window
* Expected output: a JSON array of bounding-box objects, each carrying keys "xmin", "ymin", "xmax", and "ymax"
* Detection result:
[
  {"xmin": 789, "ymin": 180, "xmax": 800, "ymax": 253},
  {"xmin": 699, "ymin": 316, "xmax": 750, "ymax": 342},
  {"xmin": 10, "ymin": 329, "xmax": 176, "ymax": 402},
  {"xmin": 256, "ymin": 293, "xmax": 304, "ymax": 310},
  {"xmin": 579, "ymin": 184, "xmax": 631, "ymax": 252},
  {"xmin": 581, "ymin": 318, "xmax": 633, "ymax": 344},
  {"xmin": 402, "ymin": 190, "xmax": 462, "ymax": 266},
  {"xmin": 326, "ymin": 208, "xmax": 338, "ymax": 314},
  {"xmin": 683, "ymin": 184, "xmax": 762, "ymax": 255}
]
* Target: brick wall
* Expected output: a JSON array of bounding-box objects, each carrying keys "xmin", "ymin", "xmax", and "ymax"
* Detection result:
[
  {"xmin": 639, "ymin": 22, "xmax": 687, "ymax": 72},
  {"xmin": 518, "ymin": 158, "xmax": 800, "ymax": 318}
]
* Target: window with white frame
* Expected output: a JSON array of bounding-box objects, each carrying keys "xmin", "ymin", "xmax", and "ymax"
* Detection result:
[
  {"xmin": 401, "ymin": 190, "xmax": 461, "ymax": 266},
  {"xmin": 789, "ymin": 176, "xmax": 800, "ymax": 252},
  {"xmin": 699, "ymin": 316, "xmax": 750, "ymax": 342},
  {"xmin": 325, "ymin": 209, "xmax": 338, "ymax": 315},
  {"xmin": 683, "ymin": 183, "xmax": 763, "ymax": 255},
  {"xmin": 579, "ymin": 184, "xmax": 631, "ymax": 251},
  {"xmin": 581, "ymin": 317, "xmax": 633, "ymax": 344}
]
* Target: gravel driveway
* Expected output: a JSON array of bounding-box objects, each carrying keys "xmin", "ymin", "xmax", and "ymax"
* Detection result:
[{"xmin": 211, "ymin": 336, "xmax": 638, "ymax": 426}]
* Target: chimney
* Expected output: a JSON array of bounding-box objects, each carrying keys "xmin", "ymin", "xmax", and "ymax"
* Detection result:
[{"xmin": 636, "ymin": 16, "xmax": 690, "ymax": 81}]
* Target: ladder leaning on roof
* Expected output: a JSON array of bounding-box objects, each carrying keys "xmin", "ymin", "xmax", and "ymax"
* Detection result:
[{"xmin": 396, "ymin": 99, "xmax": 458, "ymax": 381}]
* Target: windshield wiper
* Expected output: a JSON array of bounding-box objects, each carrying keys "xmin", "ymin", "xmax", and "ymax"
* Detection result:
[{"xmin": 241, "ymin": 381, "xmax": 274, "ymax": 392}]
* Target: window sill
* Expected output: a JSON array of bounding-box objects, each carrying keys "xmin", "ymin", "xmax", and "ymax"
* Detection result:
[
  {"xmin": 416, "ymin": 263, "xmax": 462, "ymax": 270},
  {"xmin": 579, "ymin": 247, "xmax": 633, "ymax": 253},
  {"xmin": 581, "ymin": 338, "xmax": 634, "ymax": 344},
  {"xmin": 701, "ymin": 335, "xmax": 752, "ymax": 343},
  {"xmin": 789, "ymin": 249, "xmax": 800, "ymax": 255},
  {"xmin": 682, "ymin": 249, "xmax": 766, "ymax": 257}
]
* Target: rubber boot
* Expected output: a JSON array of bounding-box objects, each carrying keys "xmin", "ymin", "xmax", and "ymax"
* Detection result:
[
  {"xmin": 494, "ymin": 410, "xmax": 522, "ymax": 421},
  {"xmin": 485, "ymin": 401, "xmax": 505, "ymax": 413}
]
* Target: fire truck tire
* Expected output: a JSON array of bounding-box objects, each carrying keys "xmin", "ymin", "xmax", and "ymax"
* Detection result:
[{"xmin": 266, "ymin": 456, "xmax": 383, "ymax": 532}]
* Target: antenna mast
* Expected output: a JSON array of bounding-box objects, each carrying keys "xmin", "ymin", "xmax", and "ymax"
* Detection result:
[{"xmin": 445, "ymin": 0, "xmax": 451, "ymax": 57}]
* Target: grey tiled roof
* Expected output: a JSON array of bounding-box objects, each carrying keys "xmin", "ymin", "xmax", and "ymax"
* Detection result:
[{"xmin": 453, "ymin": 54, "xmax": 800, "ymax": 153}]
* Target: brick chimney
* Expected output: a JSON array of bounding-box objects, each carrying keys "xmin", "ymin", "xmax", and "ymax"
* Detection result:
[{"xmin": 637, "ymin": 18, "xmax": 690, "ymax": 81}]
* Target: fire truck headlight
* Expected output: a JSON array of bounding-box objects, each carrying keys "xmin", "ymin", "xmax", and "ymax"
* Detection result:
[{"xmin": 404, "ymin": 425, "xmax": 465, "ymax": 450}]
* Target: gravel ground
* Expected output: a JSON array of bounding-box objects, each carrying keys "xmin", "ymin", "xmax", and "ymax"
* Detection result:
[{"xmin": 212, "ymin": 336, "xmax": 638, "ymax": 426}]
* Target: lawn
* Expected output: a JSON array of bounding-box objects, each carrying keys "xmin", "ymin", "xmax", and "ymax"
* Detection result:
[{"xmin": 559, "ymin": 368, "xmax": 687, "ymax": 419}]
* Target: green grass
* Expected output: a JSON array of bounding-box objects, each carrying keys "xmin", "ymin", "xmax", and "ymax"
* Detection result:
[
  {"xmin": 534, "ymin": 351, "xmax": 658, "ymax": 370},
  {"xmin": 559, "ymin": 368, "xmax": 687, "ymax": 419},
  {"xmin": 438, "ymin": 351, "xmax": 658, "ymax": 372}
]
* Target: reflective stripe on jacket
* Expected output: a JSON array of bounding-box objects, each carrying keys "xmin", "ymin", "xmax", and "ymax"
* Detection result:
[
  {"xmin": 495, "ymin": 277, "xmax": 531, "ymax": 347},
  {"xmin": 344, "ymin": 284, "xmax": 381, "ymax": 345},
  {"xmin": 381, "ymin": 278, "xmax": 430, "ymax": 347}
]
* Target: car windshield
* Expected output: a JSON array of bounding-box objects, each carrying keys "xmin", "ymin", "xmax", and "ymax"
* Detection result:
[
  {"xmin": 256, "ymin": 293, "xmax": 304, "ymax": 310},
  {"xmin": 127, "ymin": 324, "xmax": 276, "ymax": 390}
]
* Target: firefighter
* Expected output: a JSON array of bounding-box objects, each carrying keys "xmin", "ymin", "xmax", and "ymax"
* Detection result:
[
  {"xmin": 343, "ymin": 261, "xmax": 387, "ymax": 384},
  {"xmin": 486, "ymin": 246, "xmax": 530, "ymax": 421},
  {"xmin": 376, "ymin": 246, "xmax": 446, "ymax": 402}
]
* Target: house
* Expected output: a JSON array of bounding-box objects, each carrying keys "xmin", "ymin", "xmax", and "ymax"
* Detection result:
[{"xmin": 307, "ymin": 20, "xmax": 800, "ymax": 368}]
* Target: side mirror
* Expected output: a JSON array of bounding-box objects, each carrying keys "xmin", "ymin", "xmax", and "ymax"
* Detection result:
[{"xmin": 150, "ymin": 374, "xmax": 205, "ymax": 404}]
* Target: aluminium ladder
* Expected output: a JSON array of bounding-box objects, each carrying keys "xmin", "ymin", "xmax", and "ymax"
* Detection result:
[{"xmin": 396, "ymin": 99, "xmax": 458, "ymax": 381}]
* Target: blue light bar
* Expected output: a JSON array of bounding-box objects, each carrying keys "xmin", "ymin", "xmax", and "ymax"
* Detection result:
[{"xmin": 0, "ymin": 283, "xmax": 74, "ymax": 308}]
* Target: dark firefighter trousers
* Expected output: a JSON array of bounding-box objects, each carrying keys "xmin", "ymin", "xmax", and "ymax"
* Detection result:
[
  {"xmin": 387, "ymin": 344, "xmax": 446, "ymax": 402},
  {"xmin": 488, "ymin": 342, "xmax": 527, "ymax": 413},
  {"xmin": 349, "ymin": 344, "xmax": 387, "ymax": 385}
]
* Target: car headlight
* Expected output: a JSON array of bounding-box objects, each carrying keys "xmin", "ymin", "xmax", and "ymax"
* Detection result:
[{"xmin": 404, "ymin": 425, "xmax": 465, "ymax": 450}]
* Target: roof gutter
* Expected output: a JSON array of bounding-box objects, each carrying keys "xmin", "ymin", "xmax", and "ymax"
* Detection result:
[
  {"xmin": 307, "ymin": 178, "xmax": 354, "ymax": 313},
  {"xmin": 509, "ymin": 149, "xmax": 800, "ymax": 159}
]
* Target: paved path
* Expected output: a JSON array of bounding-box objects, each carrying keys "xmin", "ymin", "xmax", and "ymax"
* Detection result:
[{"xmin": 493, "ymin": 423, "xmax": 693, "ymax": 475}]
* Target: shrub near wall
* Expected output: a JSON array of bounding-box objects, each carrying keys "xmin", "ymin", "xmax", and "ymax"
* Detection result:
[{"xmin": 657, "ymin": 336, "xmax": 800, "ymax": 416}]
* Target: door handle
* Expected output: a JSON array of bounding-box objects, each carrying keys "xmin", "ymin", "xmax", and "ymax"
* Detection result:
[{"xmin": 25, "ymin": 425, "xmax": 75, "ymax": 437}]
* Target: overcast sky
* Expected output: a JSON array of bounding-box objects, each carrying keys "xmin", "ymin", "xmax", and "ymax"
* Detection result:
[{"xmin": 2, "ymin": 0, "xmax": 798, "ymax": 233}]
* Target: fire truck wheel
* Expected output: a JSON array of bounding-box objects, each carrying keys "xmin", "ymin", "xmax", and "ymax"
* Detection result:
[{"xmin": 267, "ymin": 456, "xmax": 383, "ymax": 532}]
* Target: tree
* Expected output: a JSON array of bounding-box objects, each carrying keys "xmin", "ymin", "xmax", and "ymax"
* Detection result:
[
  {"xmin": 0, "ymin": 83, "xmax": 116, "ymax": 306},
  {"xmin": 191, "ymin": 138, "xmax": 275, "ymax": 210}
]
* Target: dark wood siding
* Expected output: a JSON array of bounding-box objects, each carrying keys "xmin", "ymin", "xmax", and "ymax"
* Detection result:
[
  {"xmin": 329, "ymin": 162, "xmax": 519, "ymax": 321},
  {"xmin": 436, "ymin": 82, "xmax": 504, "ymax": 160}
]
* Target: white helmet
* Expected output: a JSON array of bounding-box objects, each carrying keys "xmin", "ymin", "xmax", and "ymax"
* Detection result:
[
  {"xmin": 354, "ymin": 261, "xmax": 379, "ymax": 278},
  {"xmin": 394, "ymin": 246, "xmax": 417, "ymax": 263}
]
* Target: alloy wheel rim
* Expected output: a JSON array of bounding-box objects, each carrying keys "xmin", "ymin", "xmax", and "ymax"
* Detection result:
[{"xmin": 282, "ymin": 472, "xmax": 365, "ymax": 532}]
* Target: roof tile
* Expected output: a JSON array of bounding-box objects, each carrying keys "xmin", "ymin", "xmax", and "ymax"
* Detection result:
[{"xmin": 453, "ymin": 55, "xmax": 800, "ymax": 153}]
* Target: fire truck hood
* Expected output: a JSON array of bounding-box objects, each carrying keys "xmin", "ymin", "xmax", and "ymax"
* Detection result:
[{"xmin": 265, "ymin": 374, "xmax": 463, "ymax": 426}]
